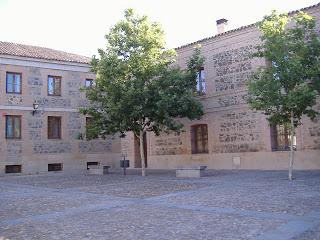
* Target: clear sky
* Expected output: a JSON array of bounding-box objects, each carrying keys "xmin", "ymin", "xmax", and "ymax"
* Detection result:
[{"xmin": 0, "ymin": 0, "xmax": 319, "ymax": 57}]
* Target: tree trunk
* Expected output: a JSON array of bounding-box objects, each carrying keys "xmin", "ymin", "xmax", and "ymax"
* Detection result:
[
  {"xmin": 139, "ymin": 130, "xmax": 146, "ymax": 176},
  {"xmin": 288, "ymin": 111, "xmax": 295, "ymax": 181}
]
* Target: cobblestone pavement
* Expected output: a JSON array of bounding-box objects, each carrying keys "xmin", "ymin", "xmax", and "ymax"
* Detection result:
[{"xmin": 0, "ymin": 170, "xmax": 320, "ymax": 240}]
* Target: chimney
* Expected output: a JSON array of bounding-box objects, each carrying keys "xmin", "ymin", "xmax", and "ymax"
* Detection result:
[{"xmin": 216, "ymin": 18, "xmax": 228, "ymax": 34}]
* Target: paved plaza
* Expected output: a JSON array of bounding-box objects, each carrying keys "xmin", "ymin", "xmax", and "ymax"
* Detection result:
[{"xmin": 0, "ymin": 170, "xmax": 320, "ymax": 240}]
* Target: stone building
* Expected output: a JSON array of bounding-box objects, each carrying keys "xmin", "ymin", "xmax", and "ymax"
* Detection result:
[
  {"xmin": 122, "ymin": 3, "xmax": 320, "ymax": 170},
  {"xmin": 1, "ymin": 3, "xmax": 320, "ymax": 175},
  {"xmin": 0, "ymin": 42, "xmax": 121, "ymax": 175}
]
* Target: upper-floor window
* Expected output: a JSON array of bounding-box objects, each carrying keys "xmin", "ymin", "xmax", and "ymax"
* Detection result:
[
  {"xmin": 85, "ymin": 79, "xmax": 94, "ymax": 88},
  {"xmin": 48, "ymin": 76, "xmax": 61, "ymax": 96},
  {"xmin": 196, "ymin": 67, "xmax": 206, "ymax": 95},
  {"xmin": 191, "ymin": 124, "xmax": 208, "ymax": 154},
  {"xmin": 48, "ymin": 116, "xmax": 61, "ymax": 139},
  {"xmin": 6, "ymin": 115, "xmax": 21, "ymax": 139},
  {"xmin": 6, "ymin": 72, "xmax": 22, "ymax": 94},
  {"xmin": 270, "ymin": 124, "xmax": 296, "ymax": 151}
]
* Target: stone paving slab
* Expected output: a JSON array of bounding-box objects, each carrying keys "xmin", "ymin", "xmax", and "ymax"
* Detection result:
[
  {"xmin": 0, "ymin": 170, "xmax": 320, "ymax": 240},
  {"xmin": 0, "ymin": 173, "xmax": 143, "ymax": 189},
  {"xmin": 292, "ymin": 222, "xmax": 320, "ymax": 240},
  {"xmin": 0, "ymin": 190, "xmax": 116, "ymax": 220},
  {"xmin": 72, "ymin": 180, "xmax": 210, "ymax": 199},
  {"xmin": 1, "ymin": 205, "xmax": 285, "ymax": 240},
  {"xmin": 153, "ymin": 183, "xmax": 320, "ymax": 216}
]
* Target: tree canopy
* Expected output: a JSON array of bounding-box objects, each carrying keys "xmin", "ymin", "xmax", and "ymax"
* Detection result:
[
  {"xmin": 81, "ymin": 9, "xmax": 205, "ymax": 175},
  {"xmin": 248, "ymin": 11, "xmax": 320, "ymax": 125},
  {"xmin": 247, "ymin": 10, "xmax": 320, "ymax": 180}
]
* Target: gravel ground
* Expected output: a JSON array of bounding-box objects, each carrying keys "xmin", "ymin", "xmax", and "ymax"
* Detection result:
[{"xmin": 0, "ymin": 170, "xmax": 319, "ymax": 240}]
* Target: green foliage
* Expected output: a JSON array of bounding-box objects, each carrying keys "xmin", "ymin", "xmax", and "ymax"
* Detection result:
[
  {"xmin": 247, "ymin": 10, "xmax": 320, "ymax": 125},
  {"xmin": 81, "ymin": 9, "xmax": 205, "ymax": 139}
]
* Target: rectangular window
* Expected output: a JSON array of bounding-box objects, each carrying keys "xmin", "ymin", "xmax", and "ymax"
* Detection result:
[
  {"xmin": 6, "ymin": 72, "xmax": 22, "ymax": 94},
  {"xmin": 87, "ymin": 162, "xmax": 99, "ymax": 170},
  {"xmin": 48, "ymin": 163, "xmax": 63, "ymax": 171},
  {"xmin": 6, "ymin": 115, "xmax": 21, "ymax": 139},
  {"xmin": 48, "ymin": 116, "xmax": 61, "ymax": 139},
  {"xmin": 5, "ymin": 165, "xmax": 22, "ymax": 173},
  {"xmin": 48, "ymin": 76, "xmax": 61, "ymax": 96},
  {"xmin": 85, "ymin": 79, "xmax": 94, "ymax": 88},
  {"xmin": 270, "ymin": 124, "xmax": 296, "ymax": 151},
  {"xmin": 191, "ymin": 124, "xmax": 208, "ymax": 154},
  {"xmin": 196, "ymin": 68, "xmax": 206, "ymax": 95}
]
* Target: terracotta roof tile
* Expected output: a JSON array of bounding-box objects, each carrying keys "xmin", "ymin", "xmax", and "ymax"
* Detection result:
[{"xmin": 0, "ymin": 41, "xmax": 91, "ymax": 64}]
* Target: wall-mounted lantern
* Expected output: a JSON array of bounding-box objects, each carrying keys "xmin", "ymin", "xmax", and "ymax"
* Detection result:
[{"xmin": 32, "ymin": 101, "xmax": 39, "ymax": 116}]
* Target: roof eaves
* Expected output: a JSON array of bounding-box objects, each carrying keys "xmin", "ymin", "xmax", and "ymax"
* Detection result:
[{"xmin": 175, "ymin": 2, "xmax": 320, "ymax": 51}]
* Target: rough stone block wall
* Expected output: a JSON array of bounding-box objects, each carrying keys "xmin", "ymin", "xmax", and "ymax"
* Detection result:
[
  {"xmin": 302, "ymin": 99, "xmax": 320, "ymax": 150},
  {"xmin": 79, "ymin": 138, "xmax": 113, "ymax": 153},
  {"xmin": 308, "ymin": 118, "xmax": 320, "ymax": 149},
  {"xmin": 213, "ymin": 45, "xmax": 253, "ymax": 92},
  {"xmin": 33, "ymin": 142, "xmax": 72, "ymax": 154},
  {"xmin": 0, "ymin": 63, "xmax": 121, "ymax": 175},
  {"xmin": 27, "ymin": 67, "xmax": 42, "ymax": 96},
  {"xmin": 6, "ymin": 95, "xmax": 23, "ymax": 105},
  {"xmin": 67, "ymin": 112, "xmax": 82, "ymax": 140},
  {"xmin": 146, "ymin": 5, "xmax": 320, "ymax": 170},
  {"xmin": 212, "ymin": 110, "xmax": 265, "ymax": 153},
  {"xmin": 151, "ymin": 132, "xmax": 186, "ymax": 155},
  {"xmin": 6, "ymin": 142, "xmax": 22, "ymax": 161},
  {"xmin": 27, "ymin": 116, "xmax": 43, "ymax": 141}
]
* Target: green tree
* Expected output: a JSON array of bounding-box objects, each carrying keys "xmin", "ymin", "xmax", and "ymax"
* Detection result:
[
  {"xmin": 247, "ymin": 11, "xmax": 320, "ymax": 180},
  {"xmin": 81, "ymin": 9, "xmax": 205, "ymax": 176}
]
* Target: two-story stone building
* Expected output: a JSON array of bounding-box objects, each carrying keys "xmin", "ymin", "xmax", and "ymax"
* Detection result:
[
  {"xmin": 0, "ymin": 42, "xmax": 121, "ymax": 175},
  {"xmin": 1, "ymin": 3, "xmax": 320, "ymax": 175},
  {"xmin": 121, "ymin": 3, "xmax": 320, "ymax": 170}
]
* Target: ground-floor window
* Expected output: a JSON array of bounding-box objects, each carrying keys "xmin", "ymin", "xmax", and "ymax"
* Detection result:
[
  {"xmin": 5, "ymin": 115, "xmax": 21, "ymax": 139},
  {"xmin": 87, "ymin": 162, "xmax": 99, "ymax": 170},
  {"xmin": 48, "ymin": 163, "xmax": 63, "ymax": 171},
  {"xmin": 191, "ymin": 124, "xmax": 208, "ymax": 154},
  {"xmin": 5, "ymin": 165, "xmax": 22, "ymax": 173},
  {"xmin": 270, "ymin": 124, "xmax": 296, "ymax": 151},
  {"xmin": 48, "ymin": 116, "xmax": 61, "ymax": 139}
]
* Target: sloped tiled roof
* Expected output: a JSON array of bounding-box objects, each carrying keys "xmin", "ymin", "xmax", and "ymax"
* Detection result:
[
  {"xmin": 0, "ymin": 41, "xmax": 91, "ymax": 64},
  {"xmin": 176, "ymin": 2, "xmax": 320, "ymax": 50}
]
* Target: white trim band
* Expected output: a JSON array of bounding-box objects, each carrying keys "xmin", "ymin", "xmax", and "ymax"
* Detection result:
[
  {"xmin": 0, "ymin": 55, "xmax": 90, "ymax": 73},
  {"xmin": 0, "ymin": 105, "xmax": 78, "ymax": 112}
]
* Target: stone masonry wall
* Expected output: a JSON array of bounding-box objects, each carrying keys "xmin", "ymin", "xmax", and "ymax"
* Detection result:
[
  {"xmin": 305, "ymin": 101, "xmax": 320, "ymax": 149},
  {"xmin": 6, "ymin": 142, "xmax": 22, "ymax": 161},
  {"xmin": 79, "ymin": 139, "xmax": 113, "ymax": 153},
  {"xmin": 213, "ymin": 45, "xmax": 253, "ymax": 92},
  {"xmin": 151, "ymin": 132, "xmax": 186, "ymax": 155},
  {"xmin": 27, "ymin": 117, "xmax": 43, "ymax": 141},
  {"xmin": 27, "ymin": 67, "xmax": 42, "ymax": 97},
  {"xmin": 203, "ymin": 92, "xmax": 248, "ymax": 109},
  {"xmin": 33, "ymin": 142, "xmax": 71, "ymax": 154},
  {"xmin": 213, "ymin": 111, "xmax": 265, "ymax": 153},
  {"xmin": 0, "ymin": 63, "xmax": 121, "ymax": 174},
  {"xmin": 67, "ymin": 112, "xmax": 82, "ymax": 140}
]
